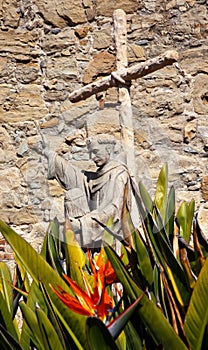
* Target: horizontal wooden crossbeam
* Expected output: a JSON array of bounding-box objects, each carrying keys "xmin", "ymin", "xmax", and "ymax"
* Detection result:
[{"xmin": 68, "ymin": 50, "xmax": 178, "ymax": 103}]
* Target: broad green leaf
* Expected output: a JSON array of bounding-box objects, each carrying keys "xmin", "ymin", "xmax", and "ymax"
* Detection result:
[
  {"xmin": 0, "ymin": 219, "xmax": 86, "ymax": 350},
  {"xmin": 39, "ymin": 282, "xmax": 68, "ymax": 350},
  {"xmin": 63, "ymin": 227, "xmax": 86, "ymax": 288},
  {"xmin": 144, "ymin": 213, "xmax": 190, "ymax": 306},
  {"xmin": 102, "ymin": 217, "xmax": 115, "ymax": 246},
  {"xmin": 177, "ymin": 200, "xmax": 195, "ymax": 243},
  {"xmin": 115, "ymin": 330, "xmax": 126, "ymax": 350},
  {"xmin": 132, "ymin": 231, "xmax": 153, "ymax": 286},
  {"xmin": 186, "ymin": 199, "xmax": 195, "ymax": 243},
  {"xmin": 20, "ymin": 302, "xmax": 45, "ymax": 349},
  {"xmin": 47, "ymin": 228, "xmax": 65, "ymax": 276},
  {"xmin": 123, "ymin": 321, "xmax": 143, "ymax": 350},
  {"xmin": 50, "ymin": 218, "xmax": 62, "ymax": 258},
  {"xmin": 20, "ymin": 232, "xmax": 52, "ymax": 350},
  {"xmin": 151, "ymin": 204, "xmax": 171, "ymax": 248},
  {"xmin": 21, "ymin": 231, "xmax": 67, "ymax": 350},
  {"xmin": 153, "ymin": 266, "xmax": 169, "ymax": 321},
  {"xmin": 154, "ymin": 163, "xmax": 168, "ymax": 221},
  {"xmin": 0, "ymin": 291, "xmax": 18, "ymax": 341},
  {"xmin": 108, "ymin": 295, "xmax": 144, "ymax": 339},
  {"xmin": 139, "ymin": 181, "xmax": 153, "ymax": 213},
  {"xmin": 0, "ymin": 324, "xmax": 24, "ymax": 350},
  {"xmin": 86, "ymin": 317, "xmax": 119, "ymax": 350},
  {"xmin": 36, "ymin": 308, "xmax": 65, "ymax": 350},
  {"xmin": 165, "ymin": 186, "xmax": 175, "ymax": 237},
  {"xmin": 153, "ymin": 266, "xmax": 159, "ymax": 303},
  {"xmin": 167, "ymin": 263, "xmax": 185, "ymax": 307},
  {"xmin": 0, "ymin": 262, "xmax": 13, "ymax": 313},
  {"xmin": 14, "ymin": 255, "xmax": 30, "ymax": 293},
  {"xmin": 105, "ymin": 246, "xmax": 188, "ymax": 350},
  {"xmin": 184, "ymin": 257, "xmax": 208, "ymax": 350},
  {"xmin": 154, "ymin": 265, "xmax": 169, "ymax": 321},
  {"xmin": 159, "ymin": 271, "xmax": 170, "ymax": 321},
  {"xmin": 46, "ymin": 220, "xmax": 64, "ymax": 274},
  {"xmin": 20, "ymin": 276, "xmax": 49, "ymax": 349},
  {"xmin": 48, "ymin": 292, "xmax": 86, "ymax": 350},
  {"xmin": 177, "ymin": 202, "xmax": 188, "ymax": 241}
]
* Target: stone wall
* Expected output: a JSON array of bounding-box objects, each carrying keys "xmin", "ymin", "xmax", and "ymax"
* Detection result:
[{"xmin": 0, "ymin": 0, "xmax": 208, "ymax": 263}]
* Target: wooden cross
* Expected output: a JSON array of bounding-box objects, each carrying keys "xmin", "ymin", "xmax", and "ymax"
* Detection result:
[{"xmin": 68, "ymin": 9, "xmax": 178, "ymax": 176}]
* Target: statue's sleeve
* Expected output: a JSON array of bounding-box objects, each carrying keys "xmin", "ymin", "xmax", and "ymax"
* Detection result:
[
  {"xmin": 47, "ymin": 150, "xmax": 81, "ymax": 190},
  {"xmin": 47, "ymin": 150, "xmax": 90, "ymax": 218},
  {"xmin": 79, "ymin": 168, "xmax": 129, "ymax": 246}
]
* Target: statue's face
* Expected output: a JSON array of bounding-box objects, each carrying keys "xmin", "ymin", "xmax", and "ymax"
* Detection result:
[{"xmin": 89, "ymin": 142, "xmax": 111, "ymax": 168}]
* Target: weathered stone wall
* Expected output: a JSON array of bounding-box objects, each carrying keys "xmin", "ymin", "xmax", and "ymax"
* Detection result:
[{"xmin": 0, "ymin": 0, "xmax": 208, "ymax": 262}]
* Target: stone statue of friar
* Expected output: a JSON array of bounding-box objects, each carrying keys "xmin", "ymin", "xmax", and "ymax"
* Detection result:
[{"xmin": 42, "ymin": 133, "xmax": 139, "ymax": 249}]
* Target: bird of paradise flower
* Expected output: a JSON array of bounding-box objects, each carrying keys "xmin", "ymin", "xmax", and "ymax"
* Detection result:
[{"xmin": 50, "ymin": 247, "xmax": 119, "ymax": 323}]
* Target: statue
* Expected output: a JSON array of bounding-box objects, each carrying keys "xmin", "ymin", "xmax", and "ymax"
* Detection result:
[{"xmin": 42, "ymin": 133, "xmax": 139, "ymax": 249}]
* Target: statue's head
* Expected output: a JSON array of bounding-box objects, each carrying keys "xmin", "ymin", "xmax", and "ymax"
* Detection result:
[{"xmin": 86, "ymin": 134, "xmax": 116, "ymax": 168}]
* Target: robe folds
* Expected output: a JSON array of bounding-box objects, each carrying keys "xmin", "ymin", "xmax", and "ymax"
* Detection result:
[{"xmin": 47, "ymin": 151, "xmax": 139, "ymax": 247}]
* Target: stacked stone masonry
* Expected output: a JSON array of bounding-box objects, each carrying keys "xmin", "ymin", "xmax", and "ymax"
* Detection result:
[{"xmin": 0, "ymin": 0, "xmax": 208, "ymax": 265}]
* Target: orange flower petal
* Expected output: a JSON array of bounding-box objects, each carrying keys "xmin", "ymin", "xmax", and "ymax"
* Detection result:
[
  {"xmin": 50, "ymin": 249, "xmax": 116, "ymax": 323},
  {"xmin": 50, "ymin": 284, "xmax": 93, "ymax": 317},
  {"xmin": 96, "ymin": 247, "xmax": 105, "ymax": 268},
  {"xmin": 80, "ymin": 269, "xmax": 93, "ymax": 297},
  {"xmin": 88, "ymin": 250, "xmax": 96, "ymax": 275},
  {"xmin": 63, "ymin": 274, "xmax": 95, "ymax": 312},
  {"xmin": 95, "ymin": 286, "xmax": 113, "ymax": 322}
]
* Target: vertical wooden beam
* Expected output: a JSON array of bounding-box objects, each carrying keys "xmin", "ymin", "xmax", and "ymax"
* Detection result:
[{"xmin": 113, "ymin": 9, "xmax": 135, "ymax": 176}]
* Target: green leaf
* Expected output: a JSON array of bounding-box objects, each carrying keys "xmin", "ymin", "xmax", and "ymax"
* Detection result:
[
  {"xmin": 115, "ymin": 330, "xmax": 126, "ymax": 350},
  {"xmin": 102, "ymin": 217, "xmax": 115, "ymax": 247},
  {"xmin": 63, "ymin": 227, "xmax": 86, "ymax": 288},
  {"xmin": 165, "ymin": 186, "xmax": 175, "ymax": 237},
  {"xmin": 0, "ymin": 262, "xmax": 13, "ymax": 314},
  {"xmin": 47, "ymin": 227, "xmax": 65, "ymax": 276},
  {"xmin": 139, "ymin": 182, "xmax": 153, "ymax": 213},
  {"xmin": 14, "ymin": 255, "xmax": 30, "ymax": 294},
  {"xmin": 20, "ymin": 281, "xmax": 50, "ymax": 350},
  {"xmin": 50, "ymin": 218, "xmax": 63, "ymax": 258},
  {"xmin": 86, "ymin": 317, "xmax": 119, "ymax": 350},
  {"xmin": 20, "ymin": 233, "xmax": 51, "ymax": 350},
  {"xmin": 177, "ymin": 200, "xmax": 195, "ymax": 244},
  {"xmin": 105, "ymin": 246, "xmax": 188, "ymax": 350},
  {"xmin": 0, "ymin": 219, "xmax": 86, "ymax": 350},
  {"xmin": 19, "ymin": 302, "xmax": 45, "ymax": 349},
  {"xmin": 0, "ymin": 290, "xmax": 18, "ymax": 341},
  {"xmin": 0, "ymin": 324, "xmax": 24, "ymax": 350},
  {"xmin": 123, "ymin": 321, "xmax": 143, "ymax": 350},
  {"xmin": 39, "ymin": 282, "xmax": 68, "ymax": 350},
  {"xmin": 154, "ymin": 163, "xmax": 168, "ymax": 221},
  {"xmin": 153, "ymin": 265, "xmax": 159, "ymax": 303},
  {"xmin": 132, "ymin": 231, "xmax": 153, "ymax": 286},
  {"xmin": 36, "ymin": 308, "xmax": 65, "ymax": 350},
  {"xmin": 152, "ymin": 205, "xmax": 171, "ymax": 244},
  {"xmin": 177, "ymin": 202, "xmax": 188, "ymax": 241},
  {"xmin": 108, "ymin": 294, "xmax": 145, "ymax": 339},
  {"xmin": 184, "ymin": 257, "xmax": 208, "ymax": 350},
  {"xmin": 186, "ymin": 199, "xmax": 195, "ymax": 243},
  {"xmin": 144, "ymin": 213, "xmax": 190, "ymax": 306}
]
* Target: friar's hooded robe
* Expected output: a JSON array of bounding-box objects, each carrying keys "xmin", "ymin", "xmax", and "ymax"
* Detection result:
[{"xmin": 47, "ymin": 151, "xmax": 139, "ymax": 247}]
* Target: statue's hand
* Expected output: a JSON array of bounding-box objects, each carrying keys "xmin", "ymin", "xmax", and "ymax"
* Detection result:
[{"xmin": 70, "ymin": 218, "xmax": 81, "ymax": 233}]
